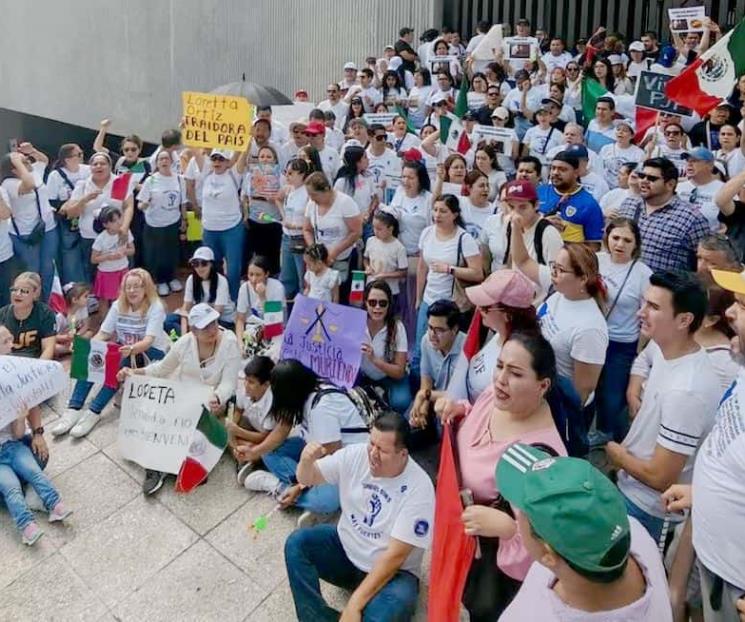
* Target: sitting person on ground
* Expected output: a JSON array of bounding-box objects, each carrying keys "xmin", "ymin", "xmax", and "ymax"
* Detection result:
[
  {"xmin": 54, "ymin": 282, "xmax": 93, "ymax": 358},
  {"xmin": 235, "ymin": 254, "xmax": 286, "ymax": 348},
  {"xmin": 284, "ymin": 411, "xmax": 434, "ymax": 622},
  {"xmin": 0, "ymin": 272, "xmax": 56, "ymax": 360},
  {"xmin": 303, "ymin": 243, "xmax": 340, "ymax": 303}
]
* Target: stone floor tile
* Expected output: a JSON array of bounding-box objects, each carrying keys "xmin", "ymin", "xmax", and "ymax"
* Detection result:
[
  {"xmin": 83, "ymin": 408, "xmax": 123, "ymax": 450},
  {"xmin": 244, "ymin": 583, "xmax": 295, "ymax": 622},
  {"xmin": 0, "ymin": 510, "xmax": 58, "ymax": 589},
  {"xmin": 45, "ymin": 432, "xmax": 99, "ymax": 479},
  {"xmin": 101, "ymin": 441, "xmax": 146, "ymax": 483}
]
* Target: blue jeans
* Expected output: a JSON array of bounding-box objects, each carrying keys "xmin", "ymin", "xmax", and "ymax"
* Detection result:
[
  {"xmin": 79, "ymin": 237, "xmax": 96, "ymax": 285},
  {"xmin": 624, "ymin": 495, "xmax": 668, "ymax": 544},
  {"xmin": 202, "ymin": 222, "xmax": 245, "ymax": 301},
  {"xmin": 285, "ymin": 523, "xmax": 420, "ymax": 622},
  {"xmin": 594, "ymin": 340, "xmax": 638, "ymax": 442},
  {"xmin": 0, "ymin": 440, "xmax": 60, "ymax": 531},
  {"xmin": 11, "ymin": 228, "xmax": 59, "ymax": 302},
  {"xmin": 55, "ymin": 216, "xmax": 86, "ymax": 284},
  {"xmin": 263, "ymin": 437, "xmax": 340, "ymax": 514},
  {"xmin": 410, "ymin": 301, "xmax": 430, "ymax": 382},
  {"xmin": 280, "ymin": 234, "xmax": 306, "ymax": 301},
  {"xmin": 365, "ymin": 376, "xmax": 412, "ymax": 414},
  {"xmin": 68, "ymin": 347, "xmax": 165, "ymax": 414}
]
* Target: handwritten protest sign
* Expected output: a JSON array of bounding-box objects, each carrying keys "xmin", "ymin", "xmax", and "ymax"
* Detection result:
[
  {"xmin": 635, "ymin": 71, "xmax": 693, "ymax": 117},
  {"xmin": 669, "ymin": 7, "xmax": 706, "ymax": 33},
  {"xmin": 250, "ymin": 163, "xmax": 281, "ymax": 196},
  {"xmin": 0, "ymin": 357, "xmax": 68, "ymax": 427},
  {"xmin": 182, "ymin": 91, "xmax": 254, "ymax": 150},
  {"xmin": 118, "ymin": 376, "xmax": 212, "ymax": 474},
  {"xmin": 472, "ymin": 25, "xmax": 504, "ymax": 61},
  {"xmin": 472, "ymin": 125, "xmax": 515, "ymax": 155},
  {"xmin": 280, "ymin": 295, "xmax": 367, "ymax": 388},
  {"xmin": 363, "ymin": 113, "xmax": 397, "ymax": 127}
]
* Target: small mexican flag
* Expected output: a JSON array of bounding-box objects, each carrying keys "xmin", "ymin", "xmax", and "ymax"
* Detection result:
[
  {"xmin": 349, "ymin": 271, "xmax": 366, "ymax": 305},
  {"xmin": 110, "ymin": 172, "xmax": 132, "ymax": 201},
  {"xmin": 175, "ymin": 407, "xmax": 228, "ymax": 492},
  {"xmin": 70, "ymin": 335, "xmax": 121, "ymax": 389},
  {"xmin": 263, "ymin": 300, "xmax": 284, "ymax": 338},
  {"xmin": 48, "ymin": 269, "xmax": 67, "ymax": 316},
  {"xmin": 665, "ymin": 17, "xmax": 745, "ymax": 117}
]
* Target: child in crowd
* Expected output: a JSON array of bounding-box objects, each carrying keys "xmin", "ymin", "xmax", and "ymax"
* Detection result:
[
  {"xmin": 303, "ymin": 243, "xmax": 340, "ymax": 302},
  {"xmin": 235, "ymin": 255, "xmax": 286, "ymax": 345},
  {"xmin": 0, "ymin": 325, "xmax": 73, "ymax": 546},
  {"xmin": 363, "ymin": 211, "xmax": 407, "ymax": 309},
  {"xmin": 90, "ymin": 205, "xmax": 134, "ymax": 316},
  {"xmin": 54, "ymin": 283, "xmax": 93, "ymax": 357}
]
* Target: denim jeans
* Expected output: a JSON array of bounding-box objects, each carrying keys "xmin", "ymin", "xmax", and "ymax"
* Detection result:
[
  {"xmin": 202, "ymin": 221, "xmax": 245, "ymax": 301},
  {"xmin": 0, "ymin": 440, "xmax": 60, "ymax": 531},
  {"xmin": 280, "ymin": 235, "xmax": 306, "ymax": 301},
  {"xmin": 623, "ymin": 495, "xmax": 669, "ymax": 545},
  {"xmin": 55, "ymin": 216, "xmax": 86, "ymax": 285},
  {"xmin": 365, "ymin": 376, "xmax": 412, "ymax": 414},
  {"xmin": 68, "ymin": 347, "xmax": 165, "ymax": 414},
  {"xmin": 594, "ymin": 340, "xmax": 638, "ymax": 442},
  {"xmin": 11, "ymin": 228, "xmax": 59, "ymax": 302},
  {"xmin": 263, "ymin": 437, "xmax": 340, "ymax": 514},
  {"xmin": 285, "ymin": 523, "xmax": 420, "ymax": 622},
  {"xmin": 410, "ymin": 301, "xmax": 430, "ymax": 382}
]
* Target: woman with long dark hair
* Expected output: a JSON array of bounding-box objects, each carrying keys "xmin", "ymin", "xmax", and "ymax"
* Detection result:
[
  {"xmin": 333, "ymin": 146, "xmax": 376, "ymax": 237},
  {"xmin": 342, "ymin": 96, "xmax": 366, "ymax": 136},
  {"xmin": 381, "ymin": 70, "xmax": 408, "ymax": 111},
  {"xmin": 590, "ymin": 58, "xmax": 616, "ymax": 96}
]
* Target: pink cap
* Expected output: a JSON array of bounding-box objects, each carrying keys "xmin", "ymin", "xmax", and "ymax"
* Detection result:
[
  {"xmin": 304, "ymin": 121, "xmax": 326, "ymax": 136},
  {"xmin": 466, "ymin": 270, "xmax": 536, "ymax": 308}
]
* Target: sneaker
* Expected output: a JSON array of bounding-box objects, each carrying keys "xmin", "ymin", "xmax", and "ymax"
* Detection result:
[
  {"xmin": 22, "ymin": 522, "xmax": 43, "ymax": 546},
  {"xmin": 69, "ymin": 410, "xmax": 101, "ymax": 438},
  {"xmin": 243, "ymin": 470, "xmax": 281, "ymax": 494},
  {"xmin": 24, "ymin": 487, "xmax": 44, "ymax": 511},
  {"xmin": 143, "ymin": 470, "xmax": 167, "ymax": 496},
  {"xmin": 236, "ymin": 462, "xmax": 255, "ymax": 486},
  {"xmin": 168, "ymin": 279, "xmax": 183, "ymax": 293},
  {"xmin": 297, "ymin": 510, "xmax": 338, "ymax": 529},
  {"xmin": 87, "ymin": 295, "xmax": 99, "ymax": 314},
  {"xmin": 49, "ymin": 502, "xmax": 73, "ymax": 523},
  {"xmin": 157, "ymin": 283, "xmax": 170, "ymax": 297},
  {"xmin": 51, "ymin": 408, "xmax": 83, "ymax": 437}
]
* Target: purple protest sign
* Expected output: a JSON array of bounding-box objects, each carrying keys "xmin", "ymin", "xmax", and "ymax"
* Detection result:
[{"xmin": 280, "ymin": 295, "xmax": 367, "ymax": 388}]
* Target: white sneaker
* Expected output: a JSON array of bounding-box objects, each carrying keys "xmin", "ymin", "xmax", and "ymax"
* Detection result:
[
  {"xmin": 236, "ymin": 462, "xmax": 255, "ymax": 486},
  {"xmin": 69, "ymin": 410, "xmax": 101, "ymax": 438},
  {"xmin": 243, "ymin": 470, "xmax": 281, "ymax": 494},
  {"xmin": 51, "ymin": 408, "xmax": 83, "ymax": 437},
  {"xmin": 157, "ymin": 283, "xmax": 170, "ymax": 297},
  {"xmin": 25, "ymin": 487, "xmax": 44, "ymax": 511},
  {"xmin": 168, "ymin": 279, "xmax": 183, "ymax": 293},
  {"xmin": 297, "ymin": 510, "xmax": 338, "ymax": 529}
]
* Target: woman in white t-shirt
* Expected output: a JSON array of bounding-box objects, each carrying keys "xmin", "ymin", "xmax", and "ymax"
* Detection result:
[
  {"xmin": 277, "ymin": 159, "xmax": 311, "ymax": 301},
  {"xmin": 461, "ymin": 170, "xmax": 496, "ymax": 241},
  {"xmin": 332, "ymin": 146, "xmax": 377, "ymax": 229},
  {"xmin": 593, "ymin": 219, "xmax": 652, "ymax": 444},
  {"xmin": 389, "ymin": 115, "xmax": 422, "ymax": 155},
  {"xmin": 235, "ymin": 255, "xmax": 286, "ymax": 346},
  {"xmin": 599, "ymin": 121, "xmax": 645, "ymax": 189},
  {"xmin": 137, "ymin": 150, "xmax": 186, "ymax": 296},
  {"xmin": 0, "ymin": 188, "xmax": 15, "ymax": 307},
  {"xmin": 53, "ymin": 269, "xmax": 168, "ymax": 439},
  {"xmin": 0, "ymin": 148, "xmax": 58, "ymax": 302},
  {"xmin": 407, "ymin": 68, "xmax": 434, "ymax": 129}
]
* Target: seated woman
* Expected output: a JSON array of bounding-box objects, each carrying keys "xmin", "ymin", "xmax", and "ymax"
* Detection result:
[
  {"xmin": 53, "ymin": 269, "xmax": 169, "ymax": 439},
  {"xmin": 0, "ymin": 272, "xmax": 56, "ymax": 360},
  {"xmin": 118, "ymin": 303, "xmax": 241, "ymax": 494},
  {"xmin": 235, "ymin": 255, "xmax": 286, "ymax": 353},
  {"xmin": 235, "ymin": 359, "xmax": 368, "ymax": 527},
  {"xmin": 358, "ymin": 280, "xmax": 411, "ymax": 413},
  {"xmin": 436, "ymin": 331, "xmax": 567, "ymax": 620}
]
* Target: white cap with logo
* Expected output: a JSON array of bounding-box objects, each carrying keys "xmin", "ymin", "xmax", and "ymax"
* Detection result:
[{"xmin": 188, "ymin": 303, "xmax": 220, "ymax": 329}]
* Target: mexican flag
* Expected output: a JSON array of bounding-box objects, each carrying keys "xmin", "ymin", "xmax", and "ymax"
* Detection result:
[
  {"xmin": 394, "ymin": 104, "xmax": 418, "ymax": 134},
  {"xmin": 111, "ymin": 172, "xmax": 132, "ymax": 201},
  {"xmin": 440, "ymin": 75, "xmax": 470, "ymax": 146},
  {"xmin": 665, "ymin": 18, "xmax": 745, "ymax": 117},
  {"xmin": 581, "ymin": 77, "xmax": 609, "ymax": 122},
  {"xmin": 175, "ymin": 407, "xmax": 228, "ymax": 492},
  {"xmin": 70, "ymin": 336, "xmax": 121, "ymax": 389},
  {"xmin": 263, "ymin": 300, "xmax": 283, "ymax": 338},
  {"xmin": 349, "ymin": 270, "xmax": 365, "ymax": 305},
  {"xmin": 445, "ymin": 311, "xmax": 483, "ymax": 401},
  {"xmin": 48, "ymin": 270, "xmax": 67, "ymax": 316}
]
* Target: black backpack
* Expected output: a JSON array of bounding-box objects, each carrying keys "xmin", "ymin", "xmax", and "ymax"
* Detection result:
[
  {"xmin": 504, "ymin": 217, "xmax": 553, "ymax": 265},
  {"xmin": 310, "ymin": 384, "xmax": 390, "ymax": 432}
]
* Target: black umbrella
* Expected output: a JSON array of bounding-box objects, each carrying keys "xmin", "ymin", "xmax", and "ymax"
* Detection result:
[{"xmin": 211, "ymin": 74, "xmax": 293, "ymax": 106}]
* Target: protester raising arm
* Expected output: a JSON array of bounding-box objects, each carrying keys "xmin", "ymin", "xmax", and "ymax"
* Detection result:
[
  {"xmin": 93, "ymin": 119, "xmax": 111, "ymax": 153},
  {"xmin": 715, "ymin": 162, "xmax": 745, "ymax": 217}
]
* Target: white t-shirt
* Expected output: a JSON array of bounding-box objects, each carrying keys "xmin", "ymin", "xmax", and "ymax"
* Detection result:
[
  {"xmin": 92, "ymin": 230, "xmax": 133, "ymax": 272},
  {"xmin": 387, "ymin": 188, "xmax": 432, "ymax": 255},
  {"xmin": 198, "ymin": 165, "xmax": 243, "ymax": 232},
  {"xmin": 579, "ymin": 170, "xmax": 610, "ymax": 203},
  {"xmin": 334, "ymin": 175, "xmax": 375, "ymax": 217},
  {"xmin": 406, "ymin": 86, "xmax": 434, "ymax": 127},
  {"xmin": 461, "ymin": 198, "xmax": 496, "ymax": 241},
  {"xmin": 302, "ymin": 388, "xmax": 369, "ymax": 447},
  {"xmin": 183, "ymin": 156, "xmax": 206, "ymax": 207},
  {"xmin": 305, "ymin": 192, "xmax": 360, "ymax": 261},
  {"xmin": 100, "ymin": 300, "xmax": 169, "ymax": 352},
  {"xmin": 676, "ymin": 179, "xmax": 725, "ymax": 231},
  {"xmin": 282, "ymin": 185, "xmax": 309, "ymax": 236},
  {"xmin": 619, "ymin": 342, "xmax": 721, "ymax": 520},
  {"xmin": 692, "ymin": 367, "xmax": 745, "ymax": 589},
  {"xmin": 317, "ymin": 444, "xmax": 434, "ymax": 575},
  {"xmin": 236, "ymin": 278, "xmax": 286, "ymax": 319},
  {"xmin": 388, "ymin": 133, "xmax": 421, "ymax": 155},
  {"xmin": 600, "ymin": 188, "xmax": 632, "ymax": 215},
  {"xmin": 597, "ymin": 253, "xmax": 652, "ymax": 343},
  {"xmin": 546, "ymin": 144, "xmax": 604, "ymax": 177},
  {"xmin": 360, "ymin": 320, "xmax": 408, "ymax": 381},
  {"xmin": 182, "ymin": 273, "xmax": 233, "ymax": 322},
  {"xmin": 447, "ymin": 334, "xmax": 501, "ymax": 403},
  {"xmin": 366, "ymin": 148, "xmax": 400, "ymax": 199},
  {"xmin": 70, "ymin": 175, "xmax": 132, "ymax": 240},
  {"xmin": 704, "ymin": 344, "xmax": 739, "ymax": 392},
  {"xmin": 304, "ymin": 268, "xmax": 340, "ymax": 302},
  {"xmin": 363, "ymin": 236, "xmax": 408, "ymax": 295},
  {"xmin": 0, "ymin": 187, "xmax": 14, "ymax": 263},
  {"xmin": 648, "ymin": 144, "xmax": 688, "ymax": 179},
  {"xmin": 540, "ymin": 51, "xmax": 573, "ymax": 72},
  {"xmin": 318, "ymin": 99, "xmax": 349, "ymax": 130},
  {"xmin": 716, "ymin": 148, "xmax": 745, "ymax": 178},
  {"xmin": 418, "ymin": 226, "xmax": 480, "ymax": 305},
  {"xmin": 137, "ymin": 173, "xmax": 184, "ymax": 227},
  {"xmin": 236, "ymin": 386, "xmax": 275, "ymax": 432},
  {"xmin": 2, "ymin": 162, "xmax": 56, "ymax": 235},
  {"xmin": 46, "ymin": 164, "xmax": 91, "ymax": 203},
  {"xmin": 599, "ymin": 143, "xmax": 645, "ymax": 189},
  {"xmin": 480, "ymin": 213, "xmax": 509, "ymax": 271},
  {"xmin": 537, "ymin": 293, "xmax": 608, "ymax": 379},
  {"xmin": 523, "ymin": 125, "xmax": 563, "ymax": 168},
  {"xmin": 319, "ymin": 146, "xmax": 341, "ymax": 181}
]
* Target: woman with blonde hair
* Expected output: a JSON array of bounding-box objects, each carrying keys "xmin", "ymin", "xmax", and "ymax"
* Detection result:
[
  {"xmin": 53, "ymin": 268, "xmax": 169, "ymax": 439},
  {"xmin": 0, "ymin": 272, "xmax": 56, "ymax": 360}
]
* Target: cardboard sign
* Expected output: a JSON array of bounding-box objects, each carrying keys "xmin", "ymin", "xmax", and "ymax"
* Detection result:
[
  {"xmin": 363, "ymin": 113, "xmax": 397, "ymax": 127},
  {"xmin": 635, "ymin": 71, "xmax": 693, "ymax": 117},
  {"xmin": 0, "ymin": 357, "xmax": 68, "ymax": 428},
  {"xmin": 668, "ymin": 6, "xmax": 706, "ymax": 33},
  {"xmin": 182, "ymin": 91, "xmax": 254, "ymax": 150},
  {"xmin": 507, "ymin": 37, "xmax": 536, "ymax": 61},
  {"xmin": 280, "ymin": 295, "xmax": 367, "ymax": 388},
  {"xmin": 118, "ymin": 376, "xmax": 212, "ymax": 474},
  {"xmin": 471, "ymin": 25, "xmax": 504, "ymax": 61},
  {"xmin": 472, "ymin": 125, "xmax": 515, "ymax": 155}
]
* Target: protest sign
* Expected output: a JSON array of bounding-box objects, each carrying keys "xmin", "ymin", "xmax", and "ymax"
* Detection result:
[
  {"xmin": 441, "ymin": 181, "xmax": 465, "ymax": 196},
  {"xmin": 472, "ymin": 25, "xmax": 504, "ymax": 61},
  {"xmin": 118, "ymin": 375, "xmax": 212, "ymax": 474},
  {"xmin": 363, "ymin": 113, "xmax": 396, "ymax": 127},
  {"xmin": 635, "ymin": 71, "xmax": 693, "ymax": 116},
  {"xmin": 472, "ymin": 125, "xmax": 515, "ymax": 155},
  {"xmin": 669, "ymin": 7, "xmax": 706, "ymax": 33},
  {"xmin": 507, "ymin": 37, "xmax": 536, "ymax": 61},
  {"xmin": 0, "ymin": 356, "xmax": 68, "ymax": 428},
  {"xmin": 182, "ymin": 91, "xmax": 254, "ymax": 150},
  {"xmin": 429, "ymin": 55, "xmax": 458, "ymax": 74},
  {"xmin": 186, "ymin": 211, "xmax": 203, "ymax": 242},
  {"xmin": 250, "ymin": 163, "xmax": 281, "ymax": 195},
  {"xmin": 280, "ymin": 295, "xmax": 366, "ymax": 388}
]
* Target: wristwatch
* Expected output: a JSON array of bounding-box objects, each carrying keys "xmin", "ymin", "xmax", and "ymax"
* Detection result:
[{"xmin": 32, "ymin": 427, "xmax": 44, "ymax": 436}]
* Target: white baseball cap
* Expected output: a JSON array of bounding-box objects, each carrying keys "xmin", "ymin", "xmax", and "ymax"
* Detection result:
[
  {"xmin": 210, "ymin": 148, "xmax": 234, "ymax": 160},
  {"xmin": 343, "ymin": 61, "xmax": 357, "ymax": 71},
  {"xmin": 629, "ymin": 41, "xmax": 645, "ymax": 52},
  {"xmin": 608, "ymin": 54, "xmax": 623, "ymax": 65},
  {"xmin": 189, "ymin": 246, "xmax": 215, "ymax": 263},
  {"xmin": 188, "ymin": 303, "xmax": 220, "ymax": 329},
  {"xmin": 491, "ymin": 107, "xmax": 510, "ymax": 120}
]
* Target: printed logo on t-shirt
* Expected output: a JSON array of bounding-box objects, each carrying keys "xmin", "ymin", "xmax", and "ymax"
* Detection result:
[
  {"xmin": 564, "ymin": 205, "xmax": 577, "ymax": 218},
  {"xmin": 362, "ymin": 492, "xmax": 383, "ymax": 527},
  {"xmin": 414, "ymin": 519, "xmax": 430, "ymax": 537}
]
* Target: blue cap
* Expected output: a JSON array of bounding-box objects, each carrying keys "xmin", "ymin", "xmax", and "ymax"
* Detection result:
[
  {"xmin": 682, "ymin": 147, "xmax": 714, "ymax": 162},
  {"xmin": 564, "ymin": 144, "xmax": 589, "ymax": 159}
]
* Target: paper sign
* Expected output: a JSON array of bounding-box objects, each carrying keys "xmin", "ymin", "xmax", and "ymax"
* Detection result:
[
  {"xmin": 182, "ymin": 91, "xmax": 254, "ymax": 150},
  {"xmin": 280, "ymin": 295, "xmax": 367, "ymax": 388},
  {"xmin": 250, "ymin": 163, "xmax": 281, "ymax": 196},
  {"xmin": 472, "ymin": 25, "xmax": 504, "ymax": 61},
  {"xmin": 668, "ymin": 6, "xmax": 706, "ymax": 33},
  {"xmin": 441, "ymin": 181, "xmax": 465, "ymax": 197},
  {"xmin": 472, "ymin": 125, "xmax": 515, "ymax": 155},
  {"xmin": 0, "ymin": 356, "xmax": 68, "ymax": 428},
  {"xmin": 363, "ymin": 113, "xmax": 396, "ymax": 127},
  {"xmin": 635, "ymin": 71, "xmax": 693, "ymax": 117},
  {"xmin": 429, "ymin": 55, "xmax": 458, "ymax": 75},
  {"xmin": 118, "ymin": 375, "xmax": 212, "ymax": 474},
  {"xmin": 185, "ymin": 211, "xmax": 203, "ymax": 242},
  {"xmin": 507, "ymin": 37, "xmax": 536, "ymax": 61}
]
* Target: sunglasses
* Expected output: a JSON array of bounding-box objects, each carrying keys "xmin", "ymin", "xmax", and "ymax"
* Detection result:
[
  {"xmin": 566, "ymin": 66, "xmax": 579, "ymax": 71},
  {"xmin": 10, "ymin": 287, "xmax": 32, "ymax": 295},
  {"xmin": 373, "ymin": 134, "xmax": 387, "ymax": 141},
  {"xmin": 366, "ymin": 299, "xmax": 389, "ymax": 308},
  {"xmin": 636, "ymin": 173, "xmax": 662, "ymax": 182},
  {"xmin": 190, "ymin": 259, "xmax": 211, "ymax": 267}
]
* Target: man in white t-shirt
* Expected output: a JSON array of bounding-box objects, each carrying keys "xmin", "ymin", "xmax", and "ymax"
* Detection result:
[
  {"xmin": 304, "ymin": 121, "xmax": 341, "ymax": 181},
  {"xmin": 545, "ymin": 123, "xmax": 604, "ymax": 177},
  {"xmin": 256, "ymin": 105, "xmax": 289, "ymax": 146},
  {"xmin": 285, "ymin": 412, "xmax": 434, "ymax": 622},
  {"xmin": 606, "ymin": 270, "xmax": 721, "ymax": 543},
  {"xmin": 345, "ymin": 68, "xmax": 382, "ymax": 113},
  {"xmin": 677, "ymin": 147, "xmax": 726, "ymax": 231},
  {"xmin": 540, "ymin": 37, "xmax": 573, "ymax": 72},
  {"xmin": 318, "ymin": 83, "xmax": 349, "ymax": 131}
]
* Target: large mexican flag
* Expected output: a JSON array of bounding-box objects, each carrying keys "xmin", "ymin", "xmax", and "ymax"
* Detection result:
[{"xmin": 70, "ymin": 336, "xmax": 121, "ymax": 388}]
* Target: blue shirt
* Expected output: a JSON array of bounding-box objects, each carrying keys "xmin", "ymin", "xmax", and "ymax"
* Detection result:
[
  {"xmin": 420, "ymin": 331, "xmax": 465, "ymax": 390},
  {"xmin": 538, "ymin": 185, "xmax": 604, "ymax": 243}
]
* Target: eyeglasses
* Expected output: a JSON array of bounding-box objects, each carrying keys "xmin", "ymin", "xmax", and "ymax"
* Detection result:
[
  {"xmin": 427, "ymin": 324, "xmax": 451, "ymax": 336},
  {"xmin": 636, "ymin": 173, "xmax": 662, "ymax": 182},
  {"xmin": 566, "ymin": 66, "xmax": 579, "ymax": 71},
  {"xmin": 548, "ymin": 261, "xmax": 573, "ymax": 275},
  {"xmin": 9, "ymin": 287, "xmax": 32, "ymax": 295},
  {"xmin": 190, "ymin": 259, "xmax": 211, "ymax": 267},
  {"xmin": 210, "ymin": 155, "xmax": 227, "ymax": 161},
  {"xmin": 373, "ymin": 134, "xmax": 387, "ymax": 141},
  {"xmin": 366, "ymin": 299, "xmax": 389, "ymax": 308}
]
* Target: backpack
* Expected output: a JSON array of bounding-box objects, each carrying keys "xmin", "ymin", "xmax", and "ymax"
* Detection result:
[
  {"xmin": 504, "ymin": 217, "xmax": 552, "ymax": 265},
  {"xmin": 310, "ymin": 384, "xmax": 390, "ymax": 432}
]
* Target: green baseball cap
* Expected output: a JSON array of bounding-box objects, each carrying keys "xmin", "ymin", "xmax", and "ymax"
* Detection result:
[{"xmin": 496, "ymin": 444, "xmax": 630, "ymax": 574}]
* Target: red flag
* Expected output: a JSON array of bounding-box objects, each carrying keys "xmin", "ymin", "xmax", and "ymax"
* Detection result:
[
  {"xmin": 456, "ymin": 131, "xmax": 471, "ymax": 155},
  {"xmin": 634, "ymin": 107, "xmax": 658, "ymax": 144},
  {"xmin": 428, "ymin": 423, "xmax": 476, "ymax": 622},
  {"xmin": 110, "ymin": 172, "xmax": 132, "ymax": 201}
]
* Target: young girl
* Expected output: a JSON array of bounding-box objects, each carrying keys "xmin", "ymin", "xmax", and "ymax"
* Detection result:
[
  {"xmin": 363, "ymin": 211, "xmax": 407, "ymax": 308},
  {"xmin": 303, "ymin": 243, "xmax": 340, "ymax": 303},
  {"xmin": 235, "ymin": 255, "xmax": 286, "ymax": 345},
  {"xmin": 90, "ymin": 205, "xmax": 134, "ymax": 315},
  {"xmin": 54, "ymin": 282, "xmax": 93, "ymax": 357}
]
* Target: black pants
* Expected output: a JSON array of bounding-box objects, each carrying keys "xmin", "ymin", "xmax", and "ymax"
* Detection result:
[
  {"xmin": 131, "ymin": 205, "xmax": 146, "ymax": 268},
  {"xmin": 142, "ymin": 222, "xmax": 181, "ymax": 284},
  {"xmin": 244, "ymin": 220, "xmax": 282, "ymax": 276},
  {"xmin": 462, "ymin": 537, "xmax": 522, "ymax": 621}
]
